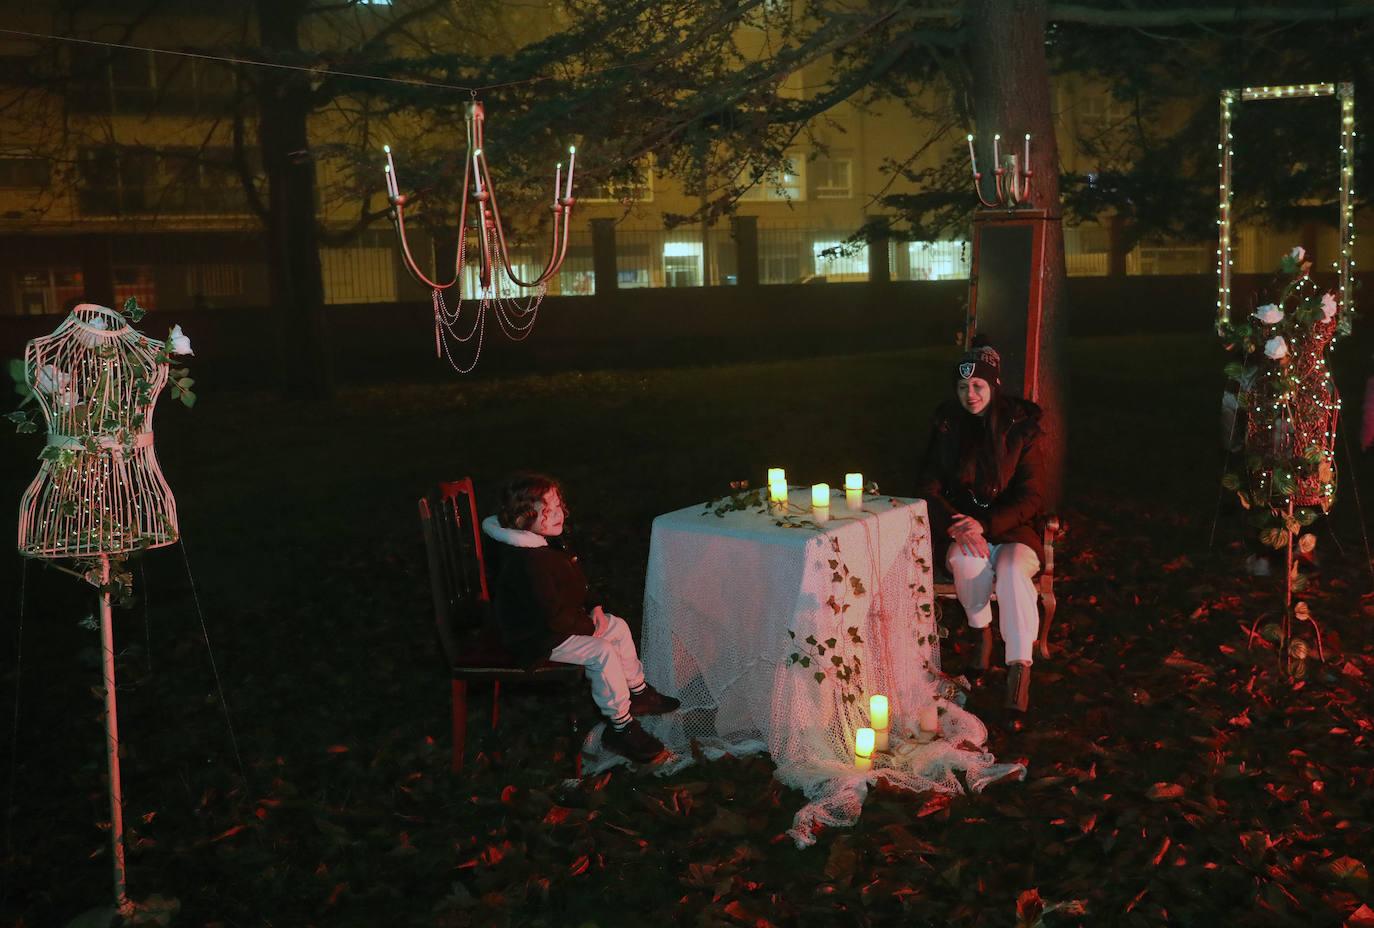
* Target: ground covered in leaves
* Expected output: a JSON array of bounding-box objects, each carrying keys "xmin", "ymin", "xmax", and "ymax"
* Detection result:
[{"xmin": 3, "ymin": 334, "xmax": 1374, "ymax": 927}]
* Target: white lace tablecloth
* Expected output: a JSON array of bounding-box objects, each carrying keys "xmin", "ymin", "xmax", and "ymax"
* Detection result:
[{"xmin": 640, "ymin": 489, "xmax": 1024, "ymax": 846}]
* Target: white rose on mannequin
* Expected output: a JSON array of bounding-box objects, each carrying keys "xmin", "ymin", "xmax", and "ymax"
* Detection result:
[
  {"xmin": 1254, "ymin": 304, "xmax": 1283, "ymax": 325},
  {"xmin": 1290, "ymin": 246, "xmax": 1306, "ymax": 262},
  {"xmin": 167, "ymin": 325, "xmax": 194, "ymax": 356},
  {"xmin": 1264, "ymin": 336, "xmax": 1288, "ymax": 360},
  {"xmin": 1321, "ymin": 293, "xmax": 1337, "ymax": 321},
  {"xmin": 34, "ymin": 364, "xmax": 70, "ymax": 394}
]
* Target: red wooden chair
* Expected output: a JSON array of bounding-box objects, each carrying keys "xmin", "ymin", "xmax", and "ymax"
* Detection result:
[{"xmin": 419, "ymin": 478, "xmax": 583, "ymax": 774}]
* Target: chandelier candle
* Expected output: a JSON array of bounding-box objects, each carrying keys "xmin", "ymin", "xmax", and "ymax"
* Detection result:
[
  {"xmin": 966, "ymin": 134, "xmax": 978, "ymax": 176},
  {"xmin": 869, "ymin": 694, "xmax": 890, "ymax": 750},
  {"xmin": 564, "ymin": 146, "xmax": 576, "ymax": 200},
  {"xmin": 845, "ymin": 473, "xmax": 864, "ymax": 511},
  {"xmin": 854, "ymin": 727, "xmax": 876, "ymax": 770}
]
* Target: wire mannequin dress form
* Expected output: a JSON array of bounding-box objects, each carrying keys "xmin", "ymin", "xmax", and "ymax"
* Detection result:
[
  {"xmin": 18, "ymin": 303, "xmax": 179, "ymax": 557},
  {"xmin": 14, "ymin": 302, "xmax": 181, "ymax": 917}
]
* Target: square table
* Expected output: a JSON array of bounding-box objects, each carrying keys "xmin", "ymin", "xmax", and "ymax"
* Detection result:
[{"xmin": 640, "ymin": 487, "xmax": 1022, "ymax": 846}]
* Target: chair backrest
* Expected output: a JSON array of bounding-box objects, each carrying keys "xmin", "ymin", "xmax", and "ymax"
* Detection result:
[{"xmin": 419, "ymin": 478, "xmax": 491, "ymax": 664}]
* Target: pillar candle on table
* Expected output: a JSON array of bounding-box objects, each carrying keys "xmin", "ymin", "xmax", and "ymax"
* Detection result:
[
  {"xmin": 870, "ymin": 694, "xmax": 889, "ymax": 750},
  {"xmin": 768, "ymin": 468, "xmax": 788, "ymax": 512},
  {"xmin": 854, "ymin": 727, "xmax": 875, "ymax": 770},
  {"xmin": 811, "ymin": 483, "xmax": 830, "ymax": 522},
  {"xmin": 845, "ymin": 472, "xmax": 863, "ymax": 511}
]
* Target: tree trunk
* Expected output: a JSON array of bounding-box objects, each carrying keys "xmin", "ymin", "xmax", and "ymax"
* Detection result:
[
  {"xmin": 257, "ymin": 0, "xmax": 332, "ymax": 399},
  {"xmin": 968, "ymin": 0, "xmax": 1066, "ymax": 507}
]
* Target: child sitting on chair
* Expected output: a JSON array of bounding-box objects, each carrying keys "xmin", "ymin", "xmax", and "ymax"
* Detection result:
[{"xmin": 482, "ymin": 472, "xmax": 678, "ymax": 764}]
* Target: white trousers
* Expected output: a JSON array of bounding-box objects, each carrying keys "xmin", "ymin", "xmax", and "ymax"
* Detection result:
[
  {"xmin": 548, "ymin": 611, "xmax": 646, "ymax": 723},
  {"xmin": 947, "ymin": 541, "xmax": 1041, "ymax": 664}
]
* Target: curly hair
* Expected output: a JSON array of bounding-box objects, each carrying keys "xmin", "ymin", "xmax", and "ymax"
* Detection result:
[{"xmin": 496, "ymin": 472, "xmax": 562, "ymax": 531}]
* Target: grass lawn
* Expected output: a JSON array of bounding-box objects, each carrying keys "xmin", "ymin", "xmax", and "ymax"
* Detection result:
[{"xmin": 3, "ymin": 332, "xmax": 1373, "ymax": 927}]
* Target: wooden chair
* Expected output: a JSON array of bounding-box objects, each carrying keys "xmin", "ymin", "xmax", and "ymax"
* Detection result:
[
  {"xmin": 933, "ymin": 516, "xmax": 1060, "ymax": 660},
  {"xmin": 419, "ymin": 478, "xmax": 584, "ymax": 774}
]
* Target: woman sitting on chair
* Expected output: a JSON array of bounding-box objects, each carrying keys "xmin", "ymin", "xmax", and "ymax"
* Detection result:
[
  {"xmin": 914, "ymin": 339, "xmax": 1047, "ymax": 728},
  {"xmin": 482, "ymin": 472, "xmax": 678, "ymax": 764}
]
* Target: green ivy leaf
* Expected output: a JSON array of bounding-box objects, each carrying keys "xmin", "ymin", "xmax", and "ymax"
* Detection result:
[{"xmin": 1259, "ymin": 527, "xmax": 1287, "ymax": 549}]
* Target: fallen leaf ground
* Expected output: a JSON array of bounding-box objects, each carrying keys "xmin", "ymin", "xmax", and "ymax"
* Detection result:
[{"xmin": 2, "ymin": 333, "xmax": 1373, "ymax": 927}]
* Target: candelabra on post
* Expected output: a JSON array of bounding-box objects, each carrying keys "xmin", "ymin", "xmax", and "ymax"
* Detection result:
[
  {"xmin": 963, "ymin": 131, "xmax": 1055, "ymax": 402},
  {"xmin": 384, "ymin": 100, "xmax": 577, "ymax": 373},
  {"xmin": 967, "ymin": 132, "xmax": 1033, "ymax": 209}
]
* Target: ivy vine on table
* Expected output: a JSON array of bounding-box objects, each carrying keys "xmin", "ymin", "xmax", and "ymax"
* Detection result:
[{"xmin": 787, "ymin": 536, "xmax": 866, "ymax": 705}]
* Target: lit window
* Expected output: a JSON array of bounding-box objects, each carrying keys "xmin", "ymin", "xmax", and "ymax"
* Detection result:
[
  {"xmin": 813, "ymin": 240, "xmax": 867, "ymax": 280},
  {"xmin": 738, "ymin": 157, "xmax": 804, "ymax": 201},
  {"xmin": 812, "ymin": 157, "xmax": 852, "ymax": 198}
]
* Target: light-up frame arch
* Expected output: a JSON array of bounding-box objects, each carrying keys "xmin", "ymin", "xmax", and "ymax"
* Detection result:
[{"xmin": 1217, "ymin": 82, "xmax": 1356, "ymax": 327}]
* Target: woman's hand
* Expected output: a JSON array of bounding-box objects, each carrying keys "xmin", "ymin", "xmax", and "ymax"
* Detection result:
[
  {"xmin": 948, "ymin": 514, "xmax": 990, "ymax": 558},
  {"xmin": 590, "ymin": 604, "xmax": 611, "ymax": 635}
]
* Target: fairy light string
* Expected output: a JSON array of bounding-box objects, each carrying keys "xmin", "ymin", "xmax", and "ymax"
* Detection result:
[{"xmin": 1217, "ymin": 83, "xmax": 1357, "ymax": 329}]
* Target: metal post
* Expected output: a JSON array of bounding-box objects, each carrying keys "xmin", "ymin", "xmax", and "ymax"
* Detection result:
[{"xmin": 98, "ymin": 555, "xmax": 129, "ymax": 912}]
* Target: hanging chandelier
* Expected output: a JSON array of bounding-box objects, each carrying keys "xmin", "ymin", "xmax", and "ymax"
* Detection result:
[{"xmin": 384, "ymin": 100, "xmax": 577, "ymax": 373}]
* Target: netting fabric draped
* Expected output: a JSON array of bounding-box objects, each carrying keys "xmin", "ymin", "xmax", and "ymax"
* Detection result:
[
  {"xmin": 17, "ymin": 304, "xmax": 179, "ymax": 558},
  {"xmin": 638, "ymin": 493, "xmax": 1023, "ymax": 847}
]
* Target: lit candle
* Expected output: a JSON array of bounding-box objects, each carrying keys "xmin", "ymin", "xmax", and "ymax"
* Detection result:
[
  {"xmin": 845, "ymin": 473, "xmax": 863, "ymax": 510},
  {"xmin": 869, "ymin": 694, "xmax": 889, "ymax": 730},
  {"xmin": 768, "ymin": 467, "xmax": 786, "ymax": 486},
  {"xmin": 565, "ymin": 145, "xmax": 576, "ymax": 199},
  {"xmin": 473, "ymin": 149, "xmax": 483, "ymax": 194},
  {"xmin": 966, "ymin": 133, "xmax": 978, "ymax": 176},
  {"xmin": 1024, "ymin": 133, "xmax": 1030, "ymax": 171},
  {"xmin": 555, "ymin": 163, "xmax": 562, "ymax": 206},
  {"xmin": 870, "ymin": 694, "xmax": 889, "ymax": 750},
  {"xmin": 812, "ymin": 484, "xmax": 830, "ymax": 509},
  {"xmin": 384, "ymin": 145, "xmax": 397, "ymax": 198},
  {"xmin": 854, "ymin": 727, "xmax": 875, "ymax": 770},
  {"xmin": 993, "ymin": 133, "xmax": 1001, "ymax": 169}
]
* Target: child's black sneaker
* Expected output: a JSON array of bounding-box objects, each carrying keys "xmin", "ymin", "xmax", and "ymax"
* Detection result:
[
  {"xmin": 629, "ymin": 683, "xmax": 681, "ymax": 716},
  {"xmin": 603, "ymin": 719, "xmax": 667, "ymax": 764}
]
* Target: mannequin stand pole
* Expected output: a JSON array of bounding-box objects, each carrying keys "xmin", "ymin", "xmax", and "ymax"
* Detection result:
[{"xmin": 98, "ymin": 554, "xmax": 130, "ymax": 914}]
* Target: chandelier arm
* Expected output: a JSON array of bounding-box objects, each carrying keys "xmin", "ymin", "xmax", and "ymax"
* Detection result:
[
  {"xmin": 392, "ymin": 206, "xmax": 459, "ymax": 291},
  {"xmin": 481, "ymin": 176, "xmax": 562, "ymax": 289}
]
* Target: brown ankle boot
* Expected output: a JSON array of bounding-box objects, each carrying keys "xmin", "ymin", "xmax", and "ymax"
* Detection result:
[
  {"xmin": 1005, "ymin": 661, "xmax": 1031, "ymax": 729},
  {"xmin": 966, "ymin": 626, "xmax": 994, "ymax": 681}
]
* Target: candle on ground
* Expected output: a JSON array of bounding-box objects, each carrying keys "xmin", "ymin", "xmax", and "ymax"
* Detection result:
[
  {"xmin": 870, "ymin": 694, "xmax": 889, "ymax": 750},
  {"xmin": 854, "ymin": 727, "xmax": 875, "ymax": 770}
]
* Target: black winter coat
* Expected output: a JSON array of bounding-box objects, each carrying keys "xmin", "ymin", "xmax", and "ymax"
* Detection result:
[
  {"xmin": 486, "ymin": 537, "xmax": 600, "ymax": 667},
  {"xmin": 914, "ymin": 396, "xmax": 1047, "ymax": 568}
]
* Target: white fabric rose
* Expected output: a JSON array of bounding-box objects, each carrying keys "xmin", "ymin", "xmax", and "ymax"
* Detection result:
[
  {"xmin": 1264, "ymin": 336, "xmax": 1288, "ymax": 360},
  {"xmin": 1290, "ymin": 246, "xmax": 1306, "ymax": 262},
  {"xmin": 167, "ymin": 324, "xmax": 194, "ymax": 356},
  {"xmin": 34, "ymin": 364, "xmax": 71, "ymax": 394},
  {"xmin": 1321, "ymin": 293, "xmax": 1337, "ymax": 320},
  {"xmin": 1254, "ymin": 304, "xmax": 1283, "ymax": 325}
]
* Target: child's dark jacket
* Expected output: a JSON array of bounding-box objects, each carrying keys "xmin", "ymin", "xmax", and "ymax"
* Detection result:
[{"xmin": 482, "ymin": 517, "xmax": 599, "ymax": 667}]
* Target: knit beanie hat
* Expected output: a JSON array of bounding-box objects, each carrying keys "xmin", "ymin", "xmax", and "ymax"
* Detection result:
[{"xmin": 954, "ymin": 339, "xmax": 1002, "ymax": 387}]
